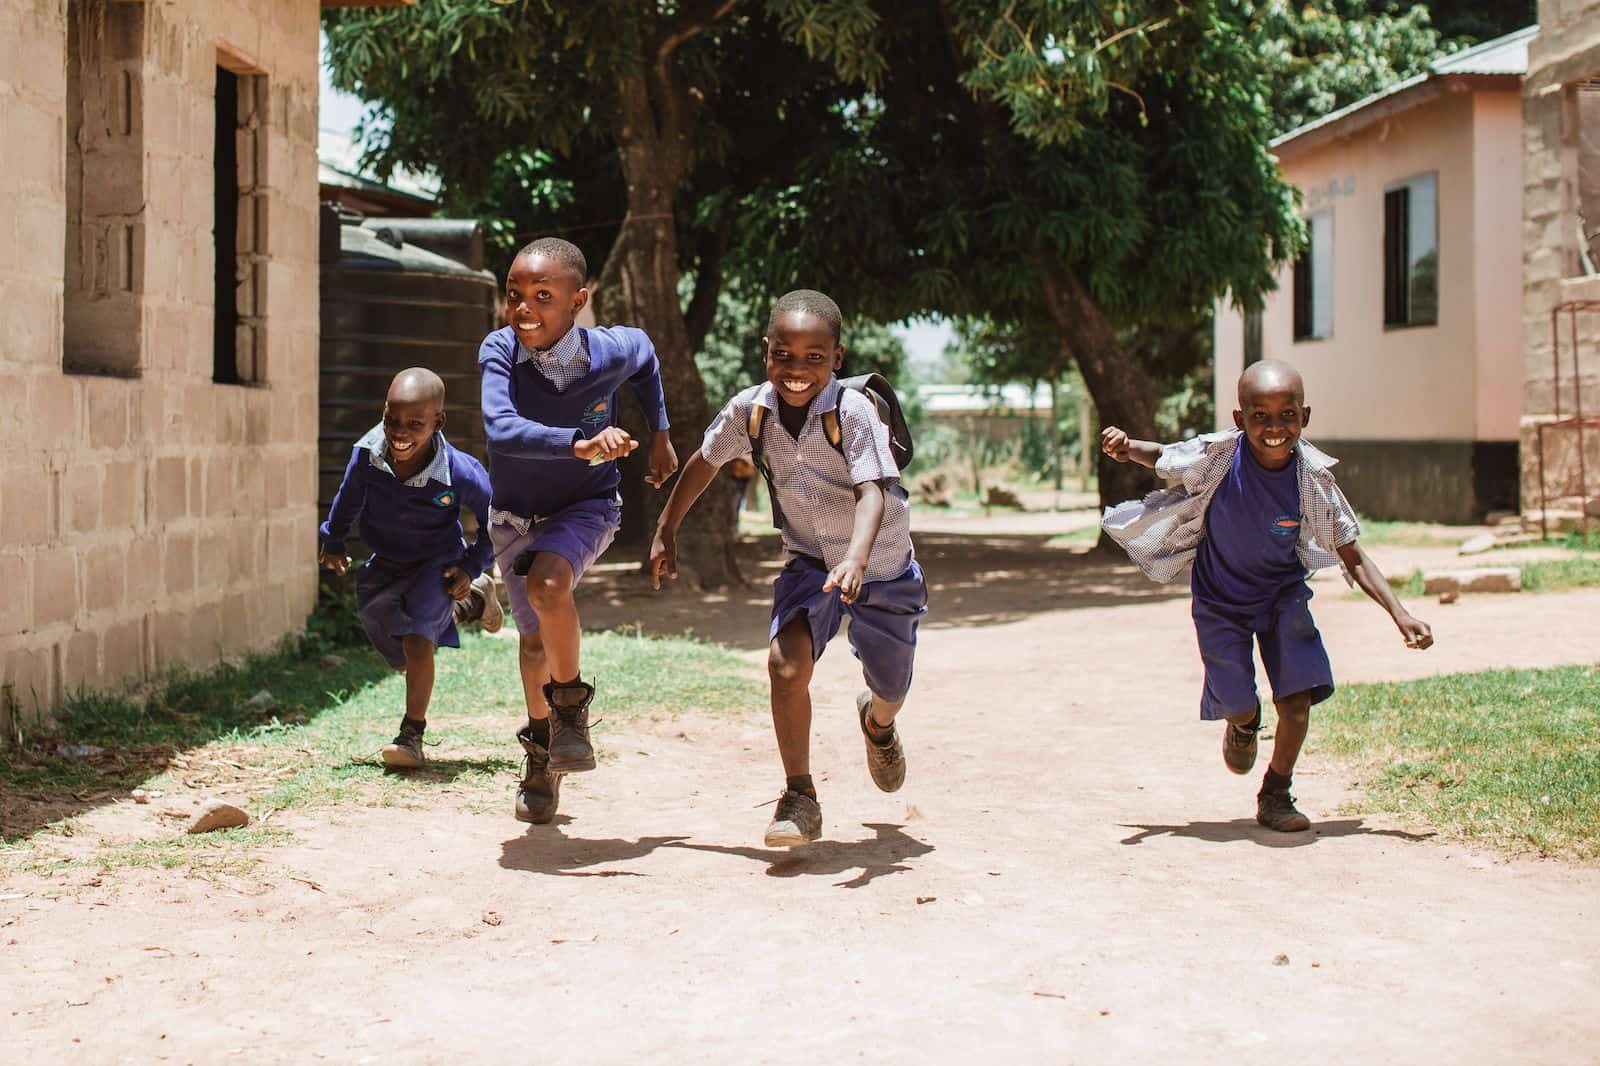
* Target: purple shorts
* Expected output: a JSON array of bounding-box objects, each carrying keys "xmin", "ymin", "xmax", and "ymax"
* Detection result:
[
  {"xmin": 489, "ymin": 496, "xmax": 622, "ymax": 633},
  {"xmin": 355, "ymin": 554, "xmax": 462, "ymax": 668},
  {"xmin": 1191, "ymin": 583, "xmax": 1334, "ymax": 720},
  {"xmin": 770, "ymin": 556, "xmax": 927, "ymax": 703}
]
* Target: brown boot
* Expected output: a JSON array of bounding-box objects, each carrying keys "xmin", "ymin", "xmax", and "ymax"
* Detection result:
[
  {"xmin": 544, "ymin": 679, "xmax": 597, "ymax": 773},
  {"xmin": 514, "ymin": 721, "xmax": 561, "ymax": 824}
]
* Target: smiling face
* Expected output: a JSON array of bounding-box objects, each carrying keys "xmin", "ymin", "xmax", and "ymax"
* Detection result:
[
  {"xmin": 505, "ymin": 252, "xmax": 588, "ymax": 350},
  {"xmin": 1233, "ymin": 361, "xmax": 1310, "ymax": 470},
  {"xmin": 381, "ymin": 396, "xmax": 443, "ymax": 469},
  {"xmin": 764, "ymin": 310, "xmax": 843, "ymax": 408}
]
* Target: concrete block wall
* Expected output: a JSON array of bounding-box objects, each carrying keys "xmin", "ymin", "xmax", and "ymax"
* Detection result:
[
  {"xmin": 0, "ymin": 0, "xmax": 323, "ymax": 728},
  {"xmin": 1523, "ymin": 0, "xmax": 1600, "ymax": 509}
]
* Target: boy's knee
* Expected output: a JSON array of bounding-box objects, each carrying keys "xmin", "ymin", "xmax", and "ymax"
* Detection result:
[
  {"xmin": 523, "ymin": 558, "xmax": 575, "ymax": 612},
  {"xmin": 400, "ymin": 635, "xmax": 435, "ymax": 660},
  {"xmin": 1274, "ymin": 695, "xmax": 1312, "ymax": 723},
  {"xmin": 768, "ymin": 644, "xmax": 812, "ymax": 688}
]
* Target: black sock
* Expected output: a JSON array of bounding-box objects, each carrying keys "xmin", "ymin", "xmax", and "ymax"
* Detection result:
[
  {"xmin": 523, "ymin": 716, "xmax": 549, "ymax": 746},
  {"xmin": 554, "ymin": 675, "xmax": 582, "ymax": 688},
  {"xmin": 401, "ymin": 715, "xmax": 426, "ymax": 735},
  {"xmin": 786, "ymin": 774, "xmax": 816, "ymax": 799},
  {"xmin": 1261, "ymin": 767, "xmax": 1292, "ymax": 795}
]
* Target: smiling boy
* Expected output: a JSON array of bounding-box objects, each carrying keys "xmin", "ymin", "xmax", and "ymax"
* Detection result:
[
  {"xmin": 319, "ymin": 368, "xmax": 495, "ymax": 769},
  {"xmin": 1100, "ymin": 359, "xmax": 1432, "ymax": 831},
  {"xmin": 479, "ymin": 237, "xmax": 678, "ymax": 825},
  {"xmin": 650, "ymin": 290, "xmax": 926, "ymax": 847}
]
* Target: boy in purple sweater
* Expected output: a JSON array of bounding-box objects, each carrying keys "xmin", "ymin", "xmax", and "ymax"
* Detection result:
[
  {"xmin": 480, "ymin": 237, "xmax": 678, "ymax": 824},
  {"xmin": 319, "ymin": 368, "xmax": 495, "ymax": 769}
]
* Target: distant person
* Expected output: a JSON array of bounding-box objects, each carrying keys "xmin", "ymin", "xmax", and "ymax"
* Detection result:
[
  {"xmin": 650, "ymin": 289, "xmax": 926, "ymax": 847},
  {"xmin": 480, "ymin": 236, "xmax": 678, "ymax": 825},
  {"xmin": 319, "ymin": 367, "xmax": 499, "ymax": 770},
  {"xmin": 728, "ymin": 456, "xmax": 757, "ymax": 513},
  {"xmin": 1100, "ymin": 359, "xmax": 1432, "ymax": 832}
]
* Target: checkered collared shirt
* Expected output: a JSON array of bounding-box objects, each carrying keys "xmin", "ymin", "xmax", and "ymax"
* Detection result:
[
  {"xmin": 1101, "ymin": 430, "xmax": 1360, "ymax": 584},
  {"xmin": 702, "ymin": 378, "xmax": 914, "ymax": 583},
  {"xmin": 516, "ymin": 325, "xmax": 590, "ymax": 392},
  {"xmin": 355, "ymin": 423, "xmax": 452, "ymax": 487}
]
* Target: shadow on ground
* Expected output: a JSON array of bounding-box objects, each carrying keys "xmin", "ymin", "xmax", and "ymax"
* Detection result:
[
  {"xmin": 498, "ymin": 821, "xmax": 933, "ymax": 887},
  {"xmin": 0, "ymin": 642, "xmax": 394, "ymax": 842},
  {"xmin": 582, "ymin": 528, "xmax": 1182, "ymax": 651},
  {"xmin": 1118, "ymin": 818, "xmax": 1437, "ymax": 849}
]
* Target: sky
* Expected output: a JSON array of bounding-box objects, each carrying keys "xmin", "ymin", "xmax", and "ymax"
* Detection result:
[{"xmin": 318, "ymin": 39, "xmax": 952, "ymax": 373}]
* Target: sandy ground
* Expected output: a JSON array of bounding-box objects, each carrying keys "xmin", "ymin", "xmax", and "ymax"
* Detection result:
[{"xmin": 3, "ymin": 521, "xmax": 1599, "ymax": 1064}]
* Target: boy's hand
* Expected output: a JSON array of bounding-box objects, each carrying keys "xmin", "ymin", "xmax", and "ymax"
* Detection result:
[
  {"xmin": 1396, "ymin": 613, "xmax": 1433, "ymax": 650},
  {"xmin": 574, "ymin": 427, "xmax": 639, "ymax": 465},
  {"xmin": 649, "ymin": 529, "xmax": 677, "ymax": 590},
  {"xmin": 645, "ymin": 430, "xmax": 679, "ymax": 488},
  {"xmin": 823, "ymin": 558, "xmax": 867, "ymax": 604},
  {"xmin": 1100, "ymin": 426, "xmax": 1132, "ymax": 462},
  {"xmin": 441, "ymin": 565, "xmax": 471, "ymax": 601},
  {"xmin": 319, "ymin": 551, "xmax": 350, "ymax": 576}
]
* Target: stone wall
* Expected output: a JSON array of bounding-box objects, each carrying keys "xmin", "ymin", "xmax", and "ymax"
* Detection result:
[
  {"xmin": 0, "ymin": 0, "xmax": 323, "ymax": 731},
  {"xmin": 1523, "ymin": 0, "xmax": 1600, "ymax": 510}
]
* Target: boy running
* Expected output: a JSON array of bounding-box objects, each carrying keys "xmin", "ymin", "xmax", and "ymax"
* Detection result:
[
  {"xmin": 319, "ymin": 367, "xmax": 496, "ymax": 769},
  {"xmin": 650, "ymin": 290, "xmax": 927, "ymax": 847},
  {"xmin": 1100, "ymin": 359, "xmax": 1432, "ymax": 831},
  {"xmin": 481, "ymin": 237, "xmax": 677, "ymax": 824}
]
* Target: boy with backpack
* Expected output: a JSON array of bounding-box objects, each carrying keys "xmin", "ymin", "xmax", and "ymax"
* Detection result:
[{"xmin": 650, "ymin": 290, "xmax": 926, "ymax": 847}]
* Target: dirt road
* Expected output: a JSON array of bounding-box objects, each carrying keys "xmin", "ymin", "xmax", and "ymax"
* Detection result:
[{"xmin": 4, "ymin": 530, "xmax": 1598, "ymax": 1063}]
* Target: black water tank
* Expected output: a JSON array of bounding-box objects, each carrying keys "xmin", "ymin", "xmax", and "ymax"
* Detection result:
[{"xmin": 318, "ymin": 207, "xmax": 497, "ymax": 526}]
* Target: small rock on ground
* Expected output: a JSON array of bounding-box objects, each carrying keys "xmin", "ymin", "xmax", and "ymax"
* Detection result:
[{"xmin": 188, "ymin": 801, "xmax": 250, "ymax": 834}]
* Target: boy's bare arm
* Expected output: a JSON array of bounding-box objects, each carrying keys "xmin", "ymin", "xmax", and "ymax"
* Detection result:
[
  {"xmin": 824, "ymin": 480, "xmax": 886, "ymax": 605},
  {"xmin": 1335, "ymin": 541, "xmax": 1434, "ymax": 650},
  {"xmin": 649, "ymin": 451, "xmax": 722, "ymax": 588},
  {"xmin": 1100, "ymin": 426, "xmax": 1162, "ymax": 468}
]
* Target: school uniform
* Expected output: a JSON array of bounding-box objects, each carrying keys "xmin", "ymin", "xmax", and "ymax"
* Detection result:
[
  {"xmin": 478, "ymin": 323, "xmax": 669, "ymax": 633},
  {"xmin": 319, "ymin": 427, "xmax": 494, "ymax": 668},
  {"xmin": 702, "ymin": 377, "xmax": 926, "ymax": 703},
  {"xmin": 1102, "ymin": 429, "xmax": 1360, "ymax": 719}
]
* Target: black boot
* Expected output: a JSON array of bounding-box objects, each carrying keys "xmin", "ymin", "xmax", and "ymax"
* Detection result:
[
  {"xmin": 514, "ymin": 720, "xmax": 561, "ymax": 824},
  {"xmin": 543, "ymin": 679, "xmax": 597, "ymax": 773}
]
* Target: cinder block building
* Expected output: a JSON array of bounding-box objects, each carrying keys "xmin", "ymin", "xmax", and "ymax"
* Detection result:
[
  {"xmin": 0, "ymin": 0, "xmax": 407, "ymax": 731},
  {"xmin": 1523, "ymin": 0, "xmax": 1600, "ymax": 517}
]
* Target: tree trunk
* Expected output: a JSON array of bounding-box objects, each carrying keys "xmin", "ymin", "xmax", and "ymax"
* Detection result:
[
  {"xmin": 1035, "ymin": 250, "xmax": 1159, "ymax": 529},
  {"xmin": 596, "ymin": 60, "xmax": 741, "ymax": 588}
]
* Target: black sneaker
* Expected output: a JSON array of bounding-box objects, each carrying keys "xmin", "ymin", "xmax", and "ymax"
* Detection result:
[
  {"xmin": 763, "ymin": 789, "xmax": 822, "ymax": 847},
  {"xmin": 514, "ymin": 721, "xmax": 561, "ymax": 824},
  {"xmin": 381, "ymin": 719, "xmax": 427, "ymax": 769},
  {"xmin": 857, "ymin": 690, "xmax": 906, "ymax": 793},
  {"xmin": 1256, "ymin": 788, "xmax": 1311, "ymax": 832},
  {"xmin": 1223, "ymin": 704, "xmax": 1261, "ymax": 776},
  {"xmin": 544, "ymin": 679, "xmax": 597, "ymax": 774}
]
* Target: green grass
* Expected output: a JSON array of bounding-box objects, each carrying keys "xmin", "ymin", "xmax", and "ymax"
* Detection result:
[
  {"xmin": 0, "ymin": 624, "xmax": 764, "ymax": 867},
  {"xmin": 1353, "ymin": 515, "xmax": 1469, "ymax": 549},
  {"xmin": 1382, "ymin": 556, "xmax": 1600, "ymax": 596},
  {"xmin": 1317, "ymin": 664, "xmax": 1600, "ymax": 860}
]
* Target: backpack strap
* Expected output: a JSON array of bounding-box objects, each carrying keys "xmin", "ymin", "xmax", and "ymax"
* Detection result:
[
  {"xmin": 746, "ymin": 394, "xmax": 787, "ymax": 530},
  {"xmin": 820, "ymin": 391, "xmax": 845, "ymax": 456}
]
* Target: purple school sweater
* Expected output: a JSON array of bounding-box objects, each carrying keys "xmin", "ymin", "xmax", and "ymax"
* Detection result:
[{"xmin": 478, "ymin": 325, "xmax": 670, "ymax": 519}]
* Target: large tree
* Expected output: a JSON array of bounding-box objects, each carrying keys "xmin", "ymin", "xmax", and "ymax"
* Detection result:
[{"xmin": 726, "ymin": 1, "xmax": 1304, "ymax": 512}]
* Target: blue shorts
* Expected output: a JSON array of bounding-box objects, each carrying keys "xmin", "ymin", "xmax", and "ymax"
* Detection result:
[
  {"xmin": 1191, "ymin": 583, "xmax": 1334, "ymax": 720},
  {"xmin": 355, "ymin": 554, "xmax": 462, "ymax": 668},
  {"xmin": 770, "ymin": 556, "xmax": 928, "ymax": 703},
  {"xmin": 489, "ymin": 497, "xmax": 622, "ymax": 633}
]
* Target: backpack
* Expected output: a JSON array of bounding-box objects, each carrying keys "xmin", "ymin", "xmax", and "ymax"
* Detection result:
[{"xmin": 746, "ymin": 373, "xmax": 914, "ymax": 530}]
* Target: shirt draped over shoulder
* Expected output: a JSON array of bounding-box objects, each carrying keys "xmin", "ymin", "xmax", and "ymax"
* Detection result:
[
  {"xmin": 1101, "ymin": 430, "xmax": 1360, "ymax": 585},
  {"xmin": 701, "ymin": 378, "xmax": 913, "ymax": 583}
]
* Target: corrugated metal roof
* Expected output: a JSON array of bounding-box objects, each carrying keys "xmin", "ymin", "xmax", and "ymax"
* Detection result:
[
  {"xmin": 1272, "ymin": 25, "xmax": 1534, "ymax": 151},
  {"xmin": 318, "ymin": 127, "xmax": 442, "ymax": 204}
]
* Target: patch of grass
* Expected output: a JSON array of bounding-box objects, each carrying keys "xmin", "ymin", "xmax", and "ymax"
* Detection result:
[
  {"xmin": 0, "ymin": 628, "xmax": 764, "ymax": 859},
  {"xmin": 1316, "ymin": 664, "xmax": 1600, "ymax": 860},
  {"xmin": 1518, "ymin": 556, "xmax": 1600, "ymax": 593},
  {"xmin": 1353, "ymin": 515, "xmax": 1469, "ymax": 549}
]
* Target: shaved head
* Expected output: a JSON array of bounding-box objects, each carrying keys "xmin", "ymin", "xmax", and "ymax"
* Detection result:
[
  {"xmin": 1238, "ymin": 359, "xmax": 1304, "ymax": 407},
  {"xmin": 388, "ymin": 367, "xmax": 445, "ymax": 407}
]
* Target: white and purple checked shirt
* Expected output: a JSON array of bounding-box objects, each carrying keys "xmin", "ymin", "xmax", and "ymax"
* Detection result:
[
  {"xmin": 516, "ymin": 325, "xmax": 589, "ymax": 392},
  {"xmin": 702, "ymin": 378, "xmax": 914, "ymax": 583},
  {"xmin": 1101, "ymin": 429, "xmax": 1360, "ymax": 585}
]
